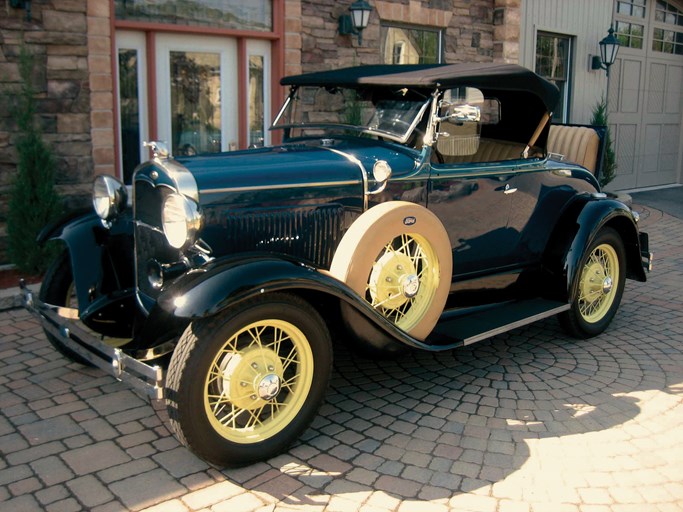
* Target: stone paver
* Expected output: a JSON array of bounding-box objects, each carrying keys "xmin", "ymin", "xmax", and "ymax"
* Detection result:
[{"xmin": 0, "ymin": 203, "xmax": 682, "ymax": 511}]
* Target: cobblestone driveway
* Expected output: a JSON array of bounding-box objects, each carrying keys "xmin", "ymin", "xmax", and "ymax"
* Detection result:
[{"xmin": 1, "ymin": 205, "xmax": 682, "ymax": 512}]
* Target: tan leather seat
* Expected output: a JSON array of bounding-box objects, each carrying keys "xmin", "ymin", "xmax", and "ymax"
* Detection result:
[
  {"xmin": 547, "ymin": 125, "xmax": 600, "ymax": 174},
  {"xmin": 438, "ymin": 138, "xmax": 526, "ymax": 164}
]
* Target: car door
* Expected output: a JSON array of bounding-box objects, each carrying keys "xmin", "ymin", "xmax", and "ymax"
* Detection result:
[{"xmin": 427, "ymin": 161, "xmax": 520, "ymax": 284}]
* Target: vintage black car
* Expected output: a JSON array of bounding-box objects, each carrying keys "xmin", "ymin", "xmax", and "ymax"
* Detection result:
[{"xmin": 22, "ymin": 63, "xmax": 652, "ymax": 466}]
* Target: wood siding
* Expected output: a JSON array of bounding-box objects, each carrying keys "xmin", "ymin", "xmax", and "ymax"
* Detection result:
[{"xmin": 519, "ymin": 0, "xmax": 612, "ymax": 125}]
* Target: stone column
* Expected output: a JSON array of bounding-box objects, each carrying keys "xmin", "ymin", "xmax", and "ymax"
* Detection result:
[
  {"xmin": 493, "ymin": 0, "xmax": 520, "ymax": 63},
  {"xmin": 87, "ymin": 0, "xmax": 115, "ymax": 177}
]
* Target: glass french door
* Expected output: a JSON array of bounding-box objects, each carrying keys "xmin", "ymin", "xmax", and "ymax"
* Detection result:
[
  {"xmin": 156, "ymin": 34, "xmax": 238, "ymax": 157},
  {"xmin": 116, "ymin": 31, "xmax": 271, "ymax": 180}
]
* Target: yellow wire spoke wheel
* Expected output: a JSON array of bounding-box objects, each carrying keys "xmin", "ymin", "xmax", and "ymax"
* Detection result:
[
  {"xmin": 559, "ymin": 227, "xmax": 626, "ymax": 339},
  {"xmin": 577, "ymin": 243, "xmax": 619, "ymax": 323},
  {"xmin": 366, "ymin": 233, "xmax": 440, "ymax": 332},
  {"xmin": 166, "ymin": 294, "xmax": 332, "ymax": 467},
  {"xmin": 204, "ymin": 319, "xmax": 314, "ymax": 444}
]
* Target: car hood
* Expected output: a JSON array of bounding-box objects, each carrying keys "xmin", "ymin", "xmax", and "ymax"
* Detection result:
[{"xmin": 176, "ymin": 138, "xmax": 420, "ymax": 199}]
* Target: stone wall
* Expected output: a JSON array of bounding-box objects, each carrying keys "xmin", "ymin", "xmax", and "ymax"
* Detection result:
[
  {"xmin": 296, "ymin": 0, "xmax": 511, "ymax": 74},
  {"xmin": 0, "ymin": 0, "xmax": 101, "ymax": 266}
]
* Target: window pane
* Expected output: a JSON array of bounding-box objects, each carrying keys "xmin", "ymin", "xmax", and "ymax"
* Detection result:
[
  {"xmin": 170, "ymin": 52, "xmax": 222, "ymax": 156},
  {"xmin": 381, "ymin": 26, "xmax": 442, "ymax": 64},
  {"xmin": 114, "ymin": 0, "xmax": 272, "ymax": 31},
  {"xmin": 248, "ymin": 55, "xmax": 265, "ymax": 147},
  {"xmin": 535, "ymin": 32, "xmax": 571, "ymax": 123},
  {"xmin": 118, "ymin": 49, "xmax": 140, "ymax": 184}
]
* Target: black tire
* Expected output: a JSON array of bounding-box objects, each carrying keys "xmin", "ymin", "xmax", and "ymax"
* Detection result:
[
  {"xmin": 559, "ymin": 227, "xmax": 626, "ymax": 339},
  {"xmin": 165, "ymin": 293, "xmax": 333, "ymax": 467},
  {"xmin": 39, "ymin": 250, "xmax": 92, "ymax": 366}
]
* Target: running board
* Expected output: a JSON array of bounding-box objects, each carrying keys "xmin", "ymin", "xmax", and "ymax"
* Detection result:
[{"xmin": 428, "ymin": 299, "xmax": 570, "ymax": 347}]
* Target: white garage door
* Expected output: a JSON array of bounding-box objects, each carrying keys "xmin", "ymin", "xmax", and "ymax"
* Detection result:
[{"xmin": 609, "ymin": 0, "xmax": 683, "ymax": 189}]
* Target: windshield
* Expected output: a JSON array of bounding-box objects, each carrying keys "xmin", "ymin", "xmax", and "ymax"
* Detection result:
[{"xmin": 273, "ymin": 86, "xmax": 431, "ymax": 144}]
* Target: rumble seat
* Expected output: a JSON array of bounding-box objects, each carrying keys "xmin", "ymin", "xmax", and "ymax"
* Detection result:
[{"xmin": 547, "ymin": 125, "xmax": 600, "ymax": 174}]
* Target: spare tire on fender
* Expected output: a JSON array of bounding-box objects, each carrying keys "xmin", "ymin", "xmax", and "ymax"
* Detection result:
[{"xmin": 330, "ymin": 201, "xmax": 452, "ymax": 341}]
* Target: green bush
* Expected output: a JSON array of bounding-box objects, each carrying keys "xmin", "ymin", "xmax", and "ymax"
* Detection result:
[
  {"xmin": 6, "ymin": 46, "xmax": 63, "ymax": 274},
  {"xmin": 590, "ymin": 97, "xmax": 617, "ymax": 188}
]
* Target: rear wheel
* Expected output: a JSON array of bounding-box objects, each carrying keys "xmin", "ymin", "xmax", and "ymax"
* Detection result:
[
  {"xmin": 165, "ymin": 293, "xmax": 332, "ymax": 466},
  {"xmin": 39, "ymin": 250, "xmax": 91, "ymax": 365},
  {"xmin": 559, "ymin": 227, "xmax": 626, "ymax": 338}
]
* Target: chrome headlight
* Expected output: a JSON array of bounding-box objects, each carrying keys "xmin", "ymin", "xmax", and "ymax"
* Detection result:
[
  {"xmin": 93, "ymin": 175, "xmax": 127, "ymax": 221},
  {"xmin": 162, "ymin": 193, "xmax": 202, "ymax": 249},
  {"xmin": 373, "ymin": 160, "xmax": 392, "ymax": 182}
]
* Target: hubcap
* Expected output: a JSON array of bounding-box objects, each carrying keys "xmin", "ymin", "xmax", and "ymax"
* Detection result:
[
  {"xmin": 578, "ymin": 243, "xmax": 619, "ymax": 323},
  {"xmin": 258, "ymin": 374, "xmax": 281, "ymax": 400},
  {"xmin": 365, "ymin": 233, "xmax": 439, "ymax": 331}
]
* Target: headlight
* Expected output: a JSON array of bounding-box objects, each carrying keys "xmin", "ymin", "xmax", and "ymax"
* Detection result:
[
  {"xmin": 162, "ymin": 193, "xmax": 202, "ymax": 249},
  {"xmin": 92, "ymin": 175, "xmax": 127, "ymax": 221},
  {"xmin": 373, "ymin": 160, "xmax": 392, "ymax": 182}
]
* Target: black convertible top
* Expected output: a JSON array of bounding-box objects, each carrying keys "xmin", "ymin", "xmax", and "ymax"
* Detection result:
[{"xmin": 281, "ymin": 63, "xmax": 560, "ymax": 112}]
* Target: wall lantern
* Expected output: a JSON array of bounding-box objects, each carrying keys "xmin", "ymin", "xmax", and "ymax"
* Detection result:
[
  {"xmin": 339, "ymin": 0, "xmax": 373, "ymax": 45},
  {"xmin": 9, "ymin": 0, "xmax": 32, "ymax": 21},
  {"xmin": 591, "ymin": 25, "xmax": 621, "ymax": 76}
]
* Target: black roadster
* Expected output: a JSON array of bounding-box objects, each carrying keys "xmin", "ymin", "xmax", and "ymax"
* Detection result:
[{"xmin": 22, "ymin": 63, "xmax": 652, "ymax": 466}]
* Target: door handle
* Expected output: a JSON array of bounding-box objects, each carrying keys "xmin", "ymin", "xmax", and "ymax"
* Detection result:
[{"xmin": 503, "ymin": 183, "xmax": 517, "ymax": 195}]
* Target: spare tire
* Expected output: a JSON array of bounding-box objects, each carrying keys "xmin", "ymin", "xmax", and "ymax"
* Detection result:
[{"xmin": 330, "ymin": 201, "xmax": 452, "ymax": 340}]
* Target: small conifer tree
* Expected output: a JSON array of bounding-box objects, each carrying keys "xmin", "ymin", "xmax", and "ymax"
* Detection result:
[
  {"xmin": 590, "ymin": 97, "xmax": 617, "ymax": 188},
  {"xmin": 6, "ymin": 46, "xmax": 62, "ymax": 274}
]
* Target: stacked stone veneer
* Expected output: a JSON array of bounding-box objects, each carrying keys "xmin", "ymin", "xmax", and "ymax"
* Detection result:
[
  {"xmin": 0, "ymin": 0, "xmax": 114, "ymax": 265},
  {"xmin": 289, "ymin": 0, "xmax": 520, "ymax": 73}
]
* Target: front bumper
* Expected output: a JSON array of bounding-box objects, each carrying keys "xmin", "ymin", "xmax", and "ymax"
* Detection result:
[{"xmin": 20, "ymin": 281, "xmax": 164, "ymax": 399}]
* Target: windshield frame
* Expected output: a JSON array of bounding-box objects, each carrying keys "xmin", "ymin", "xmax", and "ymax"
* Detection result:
[{"xmin": 271, "ymin": 85, "xmax": 432, "ymax": 144}]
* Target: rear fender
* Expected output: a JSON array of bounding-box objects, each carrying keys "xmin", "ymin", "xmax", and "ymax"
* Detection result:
[
  {"xmin": 154, "ymin": 254, "xmax": 458, "ymax": 351},
  {"xmin": 546, "ymin": 196, "xmax": 646, "ymax": 302}
]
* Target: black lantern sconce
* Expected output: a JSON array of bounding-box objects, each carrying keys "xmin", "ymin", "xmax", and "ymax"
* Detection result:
[
  {"xmin": 591, "ymin": 25, "xmax": 621, "ymax": 77},
  {"xmin": 339, "ymin": 0, "xmax": 373, "ymax": 45},
  {"xmin": 9, "ymin": 0, "xmax": 32, "ymax": 21}
]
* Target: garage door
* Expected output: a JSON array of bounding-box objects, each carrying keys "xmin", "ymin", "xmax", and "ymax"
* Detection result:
[{"xmin": 609, "ymin": 0, "xmax": 683, "ymax": 189}]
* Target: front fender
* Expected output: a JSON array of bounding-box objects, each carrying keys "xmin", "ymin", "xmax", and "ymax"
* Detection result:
[
  {"xmin": 156, "ymin": 254, "xmax": 460, "ymax": 352},
  {"xmin": 565, "ymin": 196, "xmax": 646, "ymax": 299},
  {"xmin": 41, "ymin": 210, "xmax": 135, "ymax": 316}
]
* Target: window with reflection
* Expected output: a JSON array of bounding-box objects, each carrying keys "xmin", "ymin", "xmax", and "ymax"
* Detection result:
[
  {"xmin": 617, "ymin": 0, "xmax": 647, "ymax": 18},
  {"xmin": 616, "ymin": 20, "xmax": 645, "ymax": 48},
  {"xmin": 535, "ymin": 32, "xmax": 572, "ymax": 123},
  {"xmin": 381, "ymin": 25, "xmax": 442, "ymax": 64},
  {"xmin": 118, "ymin": 49, "xmax": 140, "ymax": 184},
  {"xmin": 170, "ymin": 52, "xmax": 222, "ymax": 156},
  {"xmin": 114, "ymin": 0, "xmax": 272, "ymax": 31},
  {"xmin": 249, "ymin": 55, "xmax": 265, "ymax": 147}
]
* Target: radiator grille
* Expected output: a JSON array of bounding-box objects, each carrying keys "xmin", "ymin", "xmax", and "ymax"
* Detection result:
[
  {"xmin": 220, "ymin": 206, "xmax": 345, "ymax": 269},
  {"xmin": 134, "ymin": 180, "xmax": 182, "ymax": 301}
]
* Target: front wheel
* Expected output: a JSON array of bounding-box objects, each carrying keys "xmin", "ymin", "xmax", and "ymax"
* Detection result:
[
  {"xmin": 39, "ymin": 249, "xmax": 92, "ymax": 366},
  {"xmin": 165, "ymin": 293, "xmax": 332, "ymax": 467},
  {"xmin": 559, "ymin": 227, "xmax": 626, "ymax": 338}
]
